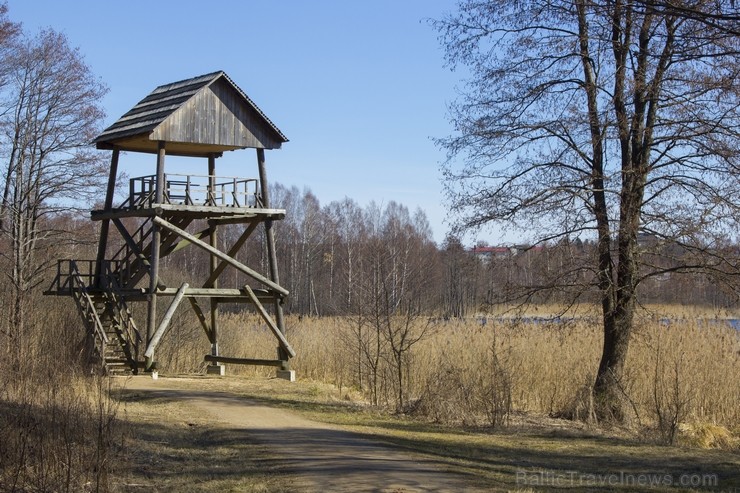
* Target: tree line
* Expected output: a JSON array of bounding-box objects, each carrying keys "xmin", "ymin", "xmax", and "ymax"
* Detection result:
[{"xmin": 202, "ymin": 184, "xmax": 739, "ymax": 320}]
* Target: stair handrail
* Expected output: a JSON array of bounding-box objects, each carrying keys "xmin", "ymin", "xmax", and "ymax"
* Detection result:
[
  {"xmin": 66, "ymin": 260, "xmax": 108, "ymax": 372},
  {"xmin": 68, "ymin": 260, "xmax": 109, "ymax": 344},
  {"xmin": 108, "ymin": 217, "xmax": 154, "ymax": 287},
  {"xmin": 100, "ymin": 261, "xmax": 143, "ymax": 362}
]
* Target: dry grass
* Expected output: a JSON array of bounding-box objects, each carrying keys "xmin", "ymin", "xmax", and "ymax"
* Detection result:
[
  {"xmin": 0, "ymin": 295, "xmax": 121, "ymax": 493},
  {"xmin": 154, "ymin": 304, "xmax": 739, "ymax": 447},
  {"xmin": 111, "ymin": 375, "xmax": 740, "ymax": 493},
  {"xmin": 0, "ymin": 371, "xmax": 119, "ymax": 492}
]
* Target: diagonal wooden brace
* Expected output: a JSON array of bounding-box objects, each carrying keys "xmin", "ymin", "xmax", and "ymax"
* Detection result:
[
  {"xmin": 188, "ymin": 297, "xmax": 212, "ymax": 341},
  {"xmin": 202, "ymin": 220, "xmax": 260, "ymax": 288},
  {"xmin": 152, "ymin": 216, "xmax": 288, "ymax": 297},
  {"xmin": 145, "ymin": 282, "xmax": 189, "ymax": 359},
  {"xmin": 163, "ymin": 227, "xmax": 212, "ymax": 257},
  {"xmin": 243, "ymin": 284, "xmax": 295, "ymax": 358},
  {"xmin": 112, "ymin": 218, "xmax": 151, "ymax": 268},
  {"xmin": 113, "ymin": 218, "xmax": 168, "ymax": 290}
]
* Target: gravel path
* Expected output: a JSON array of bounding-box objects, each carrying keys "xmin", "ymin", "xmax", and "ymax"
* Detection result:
[{"xmin": 122, "ymin": 376, "xmax": 485, "ymax": 493}]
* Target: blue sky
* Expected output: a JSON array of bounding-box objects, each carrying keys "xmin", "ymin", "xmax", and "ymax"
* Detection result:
[{"xmin": 8, "ymin": 1, "xmax": 479, "ymax": 245}]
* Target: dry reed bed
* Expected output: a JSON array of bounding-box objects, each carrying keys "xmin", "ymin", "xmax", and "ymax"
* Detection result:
[{"xmin": 207, "ymin": 312, "xmax": 739, "ymax": 440}]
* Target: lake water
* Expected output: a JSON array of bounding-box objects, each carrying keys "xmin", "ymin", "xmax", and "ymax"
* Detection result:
[{"xmin": 477, "ymin": 317, "xmax": 740, "ymax": 330}]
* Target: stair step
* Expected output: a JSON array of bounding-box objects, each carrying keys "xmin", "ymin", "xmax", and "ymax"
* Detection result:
[{"xmin": 104, "ymin": 358, "xmax": 130, "ymax": 364}]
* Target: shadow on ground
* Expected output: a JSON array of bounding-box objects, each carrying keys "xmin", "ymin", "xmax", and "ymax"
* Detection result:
[{"xmin": 112, "ymin": 381, "xmax": 740, "ymax": 493}]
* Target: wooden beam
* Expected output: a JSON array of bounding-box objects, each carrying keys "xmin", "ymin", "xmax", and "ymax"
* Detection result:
[
  {"xmin": 144, "ymin": 282, "xmax": 188, "ymax": 359},
  {"xmin": 100, "ymin": 287, "xmax": 277, "ymax": 300},
  {"xmin": 188, "ymin": 298, "xmax": 213, "ymax": 342},
  {"xmin": 209, "ymin": 216, "xmax": 265, "ymax": 226},
  {"xmin": 204, "ymin": 355, "xmax": 284, "ymax": 367},
  {"xmin": 91, "ymin": 206, "xmax": 286, "ymax": 221},
  {"xmin": 161, "ymin": 287, "xmax": 275, "ymax": 297},
  {"xmin": 202, "ymin": 220, "xmax": 259, "ymax": 287},
  {"xmin": 243, "ymin": 284, "xmax": 295, "ymax": 358},
  {"xmin": 152, "ymin": 216, "xmax": 289, "ymax": 297},
  {"xmin": 95, "ymin": 149, "xmax": 119, "ymax": 287}
]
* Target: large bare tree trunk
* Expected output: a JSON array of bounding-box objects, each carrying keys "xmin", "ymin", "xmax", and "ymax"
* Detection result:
[{"xmin": 433, "ymin": 0, "xmax": 738, "ymax": 424}]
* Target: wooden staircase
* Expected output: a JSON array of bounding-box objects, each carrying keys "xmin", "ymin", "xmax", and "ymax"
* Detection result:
[
  {"xmin": 64, "ymin": 260, "xmax": 144, "ymax": 375},
  {"xmin": 108, "ymin": 215, "xmax": 194, "ymax": 289},
  {"xmin": 58, "ymin": 215, "xmax": 193, "ymax": 374}
]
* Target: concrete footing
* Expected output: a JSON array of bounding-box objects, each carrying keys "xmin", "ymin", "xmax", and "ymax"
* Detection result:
[
  {"xmin": 276, "ymin": 369, "xmax": 295, "ymax": 382},
  {"xmin": 206, "ymin": 364, "xmax": 225, "ymax": 376}
]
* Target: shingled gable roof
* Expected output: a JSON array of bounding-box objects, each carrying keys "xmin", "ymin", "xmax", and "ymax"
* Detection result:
[{"xmin": 93, "ymin": 71, "xmax": 288, "ymax": 157}]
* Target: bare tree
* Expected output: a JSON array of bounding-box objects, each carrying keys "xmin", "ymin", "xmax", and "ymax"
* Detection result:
[
  {"xmin": 433, "ymin": 0, "xmax": 740, "ymax": 422},
  {"xmin": 379, "ymin": 205, "xmax": 438, "ymax": 410},
  {"xmin": 441, "ymin": 234, "xmax": 482, "ymax": 318},
  {"xmin": 0, "ymin": 28, "xmax": 108, "ymax": 361}
]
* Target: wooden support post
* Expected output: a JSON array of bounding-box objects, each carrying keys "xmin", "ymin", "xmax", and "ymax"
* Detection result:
[
  {"xmin": 257, "ymin": 148, "xmax": 290, "ymax": 369},
  {"xmin": 146, "ymin": 141, "xmax": 166, "ymax": 371},
  {"xmin": 208, "ymin": 154, "xmax": 219, "ymax": 358},
  {"xmin": 94, "ymin": 149, "xmax": 119, "ymax": 287},
  {"xmin": 144, "ymin": 282, "xmax": 188, "ymax": 359}
]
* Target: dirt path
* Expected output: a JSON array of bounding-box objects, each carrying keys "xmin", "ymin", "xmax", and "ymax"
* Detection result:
[{"xmin": 119, "ymin": 376, "xmax": 486, "ymax": 493}]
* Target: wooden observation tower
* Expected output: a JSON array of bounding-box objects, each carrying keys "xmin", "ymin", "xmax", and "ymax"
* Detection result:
[{"xmin": 46, "ymin": 71, "xmax": 294, "ymax": 377}]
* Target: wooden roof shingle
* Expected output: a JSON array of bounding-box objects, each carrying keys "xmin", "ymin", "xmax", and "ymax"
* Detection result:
[{"xmin": 94, "ymin": 71, "xmax": 288, "ymax": 156}]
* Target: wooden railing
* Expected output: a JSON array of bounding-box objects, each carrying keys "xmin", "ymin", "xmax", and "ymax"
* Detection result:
[
  {"xmin": 51, "ymin": 259, "xmax": 141, "ymax": 373},
  {"xmin": 50, "ymin": 259, "xmax": 97, "ymax": 293},
  {"xmin": 49, "ymin": 259, "xmax": 126, "ymax": 293},
  {"xmin": 66, "ymin": 261, "xmax": 108, "ymax": 371},
  {"xmin": 100, "ymin": 262, "xmax": 142, "ymax": 368},
  {"xmin": 124, "ymin": 174, "xmax": 262, "ymax": 209}
]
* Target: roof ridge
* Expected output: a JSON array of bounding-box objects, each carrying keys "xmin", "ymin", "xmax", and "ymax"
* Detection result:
[
  {"xmin": 207, "ymin": 72, "xmax": 288, "ymax": 143},
  {"xmin": 93, "ymin": 71, "xmax": 288, "ymax": 152}
]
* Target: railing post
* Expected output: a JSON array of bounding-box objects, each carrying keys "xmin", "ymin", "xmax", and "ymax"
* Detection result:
[
  {"xmin": 186, "ymin": 175, "xmax": 191, "ymax": 205},
  {"xmin": 129, "ymin": 177, "xmax": 135, "ymax": 207}
]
